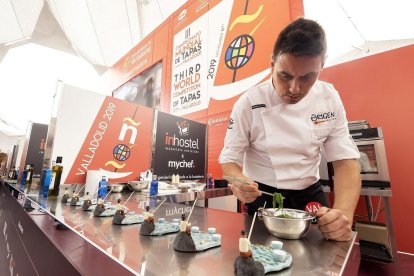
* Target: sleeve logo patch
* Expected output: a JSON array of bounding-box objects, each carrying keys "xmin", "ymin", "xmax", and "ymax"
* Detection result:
[
  {"xmin": 227, "ymin": 118, "xmax": 234, "ymax": 129},
  {"xmin": 252, "ymin": 104, "xmax": 266, "ymax": 110}
]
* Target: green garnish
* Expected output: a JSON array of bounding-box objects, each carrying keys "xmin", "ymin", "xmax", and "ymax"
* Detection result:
[
  {"xmin": 273, "ymin": 192, "xmax": 293, "ymax": 218},
  {"xmin": 276, "ymin": 214, "xmax": 292, "ymax": 219},
  {"xmin": 272, "ymin": 192, "xmax": 284, "ymax": 210}
]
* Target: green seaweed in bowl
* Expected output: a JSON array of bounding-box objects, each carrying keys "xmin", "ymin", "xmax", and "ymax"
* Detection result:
[
  {"xmin": 273, "ymin": 192, "xmax": 294, "ymax": 219},
  {"xmin": 276, "ymin": 213, "xmax": 293, "ymax": 219}
]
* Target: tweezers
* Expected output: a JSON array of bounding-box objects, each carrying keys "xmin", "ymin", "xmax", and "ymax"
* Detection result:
[{"xmin": 223, "ymin": 175, "xmax": 274, "ymax": 196}]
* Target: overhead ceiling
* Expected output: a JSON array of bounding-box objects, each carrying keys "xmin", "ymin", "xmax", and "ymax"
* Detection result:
[
  {"xmin": 0, "ymin": 0, "xmax": 186, "ymax": 137},
  {"xmin": 0, "ymin": 0, "xmax": 43, "ymax": 44},
  {"xmin": 304, "ymin": 0, "xmax": 414, "ymax": 65},
  {"xmin": 0, "ymin": 0, "xmax": 414, "ymax": 137},
  {"xmin": 0, "ymin": 0, "xmax": 187, "ymax": 67}
]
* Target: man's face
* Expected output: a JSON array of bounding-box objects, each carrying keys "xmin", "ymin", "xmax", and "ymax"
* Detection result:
[{"xmin": 271, "ymin": 53, "xmax": 324, "ymax": 104}]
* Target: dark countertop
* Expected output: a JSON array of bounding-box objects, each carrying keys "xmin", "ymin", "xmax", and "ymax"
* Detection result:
[{"xmin": 5, "ymin": 181, "xmax": 359, "ymax": 275}]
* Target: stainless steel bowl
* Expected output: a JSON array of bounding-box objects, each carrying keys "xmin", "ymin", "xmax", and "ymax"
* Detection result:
[
  {"xmin": 108, "ymin": 184, "xmax": 126, "ymax": 193},
  {"xmin": 261, "ymin": 208, "xmax": 316, "ymax": 239},
  {"xmin": 128, "ymin": 180, "xmax": 149, "ymax": 191}
]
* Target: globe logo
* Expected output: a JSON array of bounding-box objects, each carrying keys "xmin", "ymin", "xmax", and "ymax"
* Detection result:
[
  {"xmin": 225, "ymin": 34, "xmax": 255, "ymax": 82},
  {"xmin": 113, "ymin": 144, "xmax": 131, "ymax": 161}
]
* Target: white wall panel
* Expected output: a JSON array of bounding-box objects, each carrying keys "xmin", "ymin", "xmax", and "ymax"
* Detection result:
[
  {"xmin": 0, "ymin": 0, "xmax": 23, "ymax": 43},
  {"xmin": 53, "ymin": 83, "xmax": 105, "ymax": 183},
  {"xmin": 48, "ymin": 0, "xmax": 103, "ymax": 64},
  {"xmin": 12, "ymin": 0, "xmax": 44, "ymax": 37}
]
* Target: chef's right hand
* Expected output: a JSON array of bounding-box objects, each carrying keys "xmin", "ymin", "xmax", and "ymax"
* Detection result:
[{"xmin": 228, "ymin": 178, "xmax": 261, "ymax": 203}]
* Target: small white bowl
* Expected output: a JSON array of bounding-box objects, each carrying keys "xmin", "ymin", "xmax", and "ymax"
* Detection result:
[
  {"xmin": 271, "ymin": 240, "xmax": 283, "ymax": 250},
  {"xmin": 273, "ymin": 249, "xmax": 287, "ymax": 262},
  {"xmin": 207, "ymin": 227, "xmax": 216, "ymax": 234},
  {"xmin": 212, "ymin": 234, "xmax": 221, "ymax": 242}
]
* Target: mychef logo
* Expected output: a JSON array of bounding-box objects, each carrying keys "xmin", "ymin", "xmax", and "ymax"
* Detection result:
[
  {"xmin": 168, "ymin": 159, "xmax": 195, "ymax": 169},
  {"xmin": 310, "ymin": 111, "xmax": 335, "ymax": 125},
  {"xmin": 178, "ymin": 9, "xmax": 187, "ymax": 21}
]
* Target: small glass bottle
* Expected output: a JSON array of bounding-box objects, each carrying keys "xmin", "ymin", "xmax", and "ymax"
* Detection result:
[
  {"xmin": 51, "ymin": 157, "xmax": 63, "ymax": 197},
  {"xmin": 207, "ymin": 173, "xmax": 214, "ymax": 189},
  {"xmin": 150, "ymin": 175, "xmax": 158, "ymax": 196},
  {"xmin": 26, "ymin": 164, "xmax": 34, "ymax": 190},
  {"xmin": 14, "ymin": 167, "xmax": 19, "ymax": 180},
  {"xmin": 8, "ymin": 166, "xmax": 15, "ymax": 179},
  {"xmin": 20, "ymin": 166, "xmax": 29, "ymax": 188},
  {"xmin": 40, "ymin": 169, "xmax": 52, "ymax": 197},
  {"xmin": 48, "ymin": 161, "xmax": 57, "ymax": 196}
]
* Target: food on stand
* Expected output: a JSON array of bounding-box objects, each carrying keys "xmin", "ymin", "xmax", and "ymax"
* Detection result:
[
  {"xmin": 112, "ymin": 198, "xmax": 127, "ymax": 223},
  {"xmin": 93, "ymin": 197, "xmax": 117, "ymax": 217},
  {"xmin": 234, "ymin": 230, "xmax": 265, "ymax": 275},
  {"xmin": 140, "ymin": 206, "xmax": 180, "ymax": 236},
  {"xmin": 70, "ymin": 193, "xmax": 81, "ymax": 206},
  {"xmin": 69, "ymin": 185, "xmax": 87, "ymax": 206},
  {"xmin": 249, "ymin": 244, "xmax": 292, "ymax": 273},
  {"xmin": 81, "ymin": 192, "xmax": 96, "ymax": 211},
  {"xmin": 94, "ymin": 196, "xmax": 106, "ymax": 215},
  {"xmin": 234, "ymin": 230, "xmax": 292, "ymax": 274},
  {"xmin": 173, "ymin": 213, "xmax": 197, "ymax": 252},
  {"xmin": 140, "ymin": 199, "xmax": 180, "ymax": 236},
  {"xmin": 61, "ymin": 188, "xmax": 70, "ymax": 203},
  {"xmin": 173, "ymin": 200, "xmax": 221, "ymax": 252},
  {"xmin": 112, "ymin": 198, "xmax": 144, "ymax": 225},
  {"xmin": 140, "ymin": 206, "xmax": 155, "ymax": 234}
]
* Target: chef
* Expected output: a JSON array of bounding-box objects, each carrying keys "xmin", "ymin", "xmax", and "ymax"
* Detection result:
[{"xmin": 219, "ymin": 18, "xmax": 361, "ymax": 241}]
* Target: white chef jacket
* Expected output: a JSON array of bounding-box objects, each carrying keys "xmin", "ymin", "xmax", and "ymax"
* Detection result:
[{"xmin": 219, "ymin": 78, "xmax": 360, "ymax": 190}]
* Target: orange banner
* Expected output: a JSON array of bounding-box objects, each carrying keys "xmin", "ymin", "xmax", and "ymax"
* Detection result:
[
  {"xmin": 65, "ymin": 97, "xmax": 154, "ymax": 184},
  {"xmin": 105, "ymin": 0, "xmax": 304, "ymax": 179}
]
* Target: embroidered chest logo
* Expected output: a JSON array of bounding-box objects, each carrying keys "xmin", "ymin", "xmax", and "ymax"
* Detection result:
[{"xmin": 310, "ymin": 111, "xmax": 335, "ymax": 125}]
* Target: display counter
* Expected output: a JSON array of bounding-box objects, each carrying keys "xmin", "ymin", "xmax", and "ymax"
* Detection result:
[{"xmin": 1, "ymin": 180, "xmax": 360, "ymax": 275}]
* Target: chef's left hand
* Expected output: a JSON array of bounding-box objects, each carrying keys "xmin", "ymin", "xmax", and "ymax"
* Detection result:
[{"xmin": 316, "ymin": 207, "xmax": 353, "ymax": 241}]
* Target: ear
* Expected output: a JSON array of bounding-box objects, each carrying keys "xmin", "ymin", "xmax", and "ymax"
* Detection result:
[
  {"xmin": 321, "ymin": 55, "xmax": 327, "ymax": 69},
  {"xmin": 270, "ymin": 55, "xmax": 275, "ymax": 69}
]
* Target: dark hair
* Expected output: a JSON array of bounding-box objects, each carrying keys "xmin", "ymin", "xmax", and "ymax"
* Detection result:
[{"xmin": 272, "ymin": 18, "xmax": 326, "ymax": 60}]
